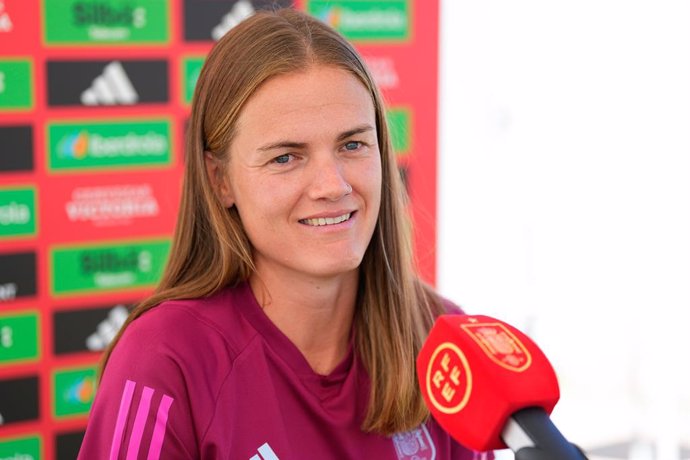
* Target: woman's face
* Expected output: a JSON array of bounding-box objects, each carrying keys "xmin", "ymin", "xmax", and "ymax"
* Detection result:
[{"xmin": 217, "ymin": 65, "xmax": 382, "ymax": 282}]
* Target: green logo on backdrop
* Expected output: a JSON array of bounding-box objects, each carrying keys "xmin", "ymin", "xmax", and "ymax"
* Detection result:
[
  {"xmin": 51, "ymin": 239, "xmax": 170, "ymax": 295},
  {"xmin": 387, "ymin": 108, "xmax": 411, "ymax": 155},
  {"xmin": 0, "ymin": 435, "xmax": 41, "ymax": 459},
  {"xmin": 182, "ymin": 56, "xmax": 205, "ymax": 105},
  {"xmin": 0, "ymin": 187, "xmax": 37, "ymax": 238},
  {"xmin": 43, "ymin": 0, "xmax": 169, "ymax": 44},
  {"xmin": 308, "ymin": 0, "xmax": 411, "ymax": 42},
  {"xmin": 48, "ymin": 120, "xmax": 172, "ymax": 171},
  {"xmin": 53, "ymin": 365, "xmax": 97, "ymax": 418},
  {"xmin": 0, "ymin": 311, "xmax": 40, "ymax": 365},
  {"xmin": 0, "ymin": 60, "xmax": 33, "ymax": 111}
]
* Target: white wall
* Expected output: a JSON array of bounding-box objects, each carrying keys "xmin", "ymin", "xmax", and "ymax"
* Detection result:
[{"xmin": 438, "ymin": 2, "xmax": 690, "ymax": 459}]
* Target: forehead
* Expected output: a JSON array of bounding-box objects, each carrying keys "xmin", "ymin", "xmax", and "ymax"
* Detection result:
[{"xmin": 235, "ymin": 65, "xmax": 377, "ymax": 138}]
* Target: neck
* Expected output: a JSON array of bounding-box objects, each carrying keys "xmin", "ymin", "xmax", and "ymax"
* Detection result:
[{"xmin": 249, "ymin": 266, "xmax": 358, "ymax": 375}]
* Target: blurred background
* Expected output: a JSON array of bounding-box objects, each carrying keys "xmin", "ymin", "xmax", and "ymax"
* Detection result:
[{"xmin": 438, "ymin": 2, "xmax": 690, "ymax": 459}]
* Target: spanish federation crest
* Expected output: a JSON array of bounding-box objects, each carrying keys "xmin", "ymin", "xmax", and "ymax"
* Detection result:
[{"xmin": 392, "ymin": 424, "xmax": 437, "ymax": 460}]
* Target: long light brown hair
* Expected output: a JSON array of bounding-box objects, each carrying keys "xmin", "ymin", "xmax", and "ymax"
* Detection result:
[{"xmin": 101, "ymin": 8, "xmax": 443, "ymax": 435}]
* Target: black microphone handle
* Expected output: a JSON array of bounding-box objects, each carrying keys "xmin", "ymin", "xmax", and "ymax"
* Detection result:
[{"xmin": 502, "ymin": 407, "xmax": 588, "ymax": 460}]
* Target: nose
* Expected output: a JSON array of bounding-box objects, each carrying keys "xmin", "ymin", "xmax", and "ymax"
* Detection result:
[{"xmin": 307, "ymin": 153, "xmax": 352, "ymax": 201}]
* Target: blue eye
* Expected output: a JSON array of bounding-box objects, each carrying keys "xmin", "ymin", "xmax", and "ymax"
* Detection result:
[
  {"xmin": 273, "ymin": 154, "xmax": 291, "ymax": 164},
  {"xmin": 344, "ymin": 141, "xmax": 361, "ymax": 151}
]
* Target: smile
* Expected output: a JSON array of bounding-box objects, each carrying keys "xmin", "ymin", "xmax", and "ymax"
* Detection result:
[{"xmin": 300, "ymin": 213, "xmax": 352, "ymax": 227}]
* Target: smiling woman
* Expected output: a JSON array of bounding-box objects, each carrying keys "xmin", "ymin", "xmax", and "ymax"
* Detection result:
[
  {"xmin": 77, "ymin": 7, "xmax": 494, "ymax": 460},
  {"xmin": 208, "ymin": 66, "xmax": 382, "ymax": 288}
]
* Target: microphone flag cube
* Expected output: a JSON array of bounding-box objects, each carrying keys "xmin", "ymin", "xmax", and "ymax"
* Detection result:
[{"xmin": 416, "ymin": 315, "xmax": 560, "ymax": 451}]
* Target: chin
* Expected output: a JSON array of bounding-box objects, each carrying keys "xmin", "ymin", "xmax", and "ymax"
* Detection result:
[{"xmin": 309, "ymin": 256, "xmax": 363, "ymax": 278}]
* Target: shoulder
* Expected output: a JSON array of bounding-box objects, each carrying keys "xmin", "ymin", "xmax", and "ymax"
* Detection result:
[
  {"xmin": 122, "ymin": 284, "xmax": 258, "ymax": 360},
  {"xmin": 439, "ymin": 296, "xmax": 465, "ymax": 315},
  {"xmin": 103, "ymin": 284, "xmax": 262, "ymax": 396}
]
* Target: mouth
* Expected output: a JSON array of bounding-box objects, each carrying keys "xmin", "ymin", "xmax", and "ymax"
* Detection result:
[{"xmin": 299, "ymin": 212, "xmax": 353, "ymax": 227}]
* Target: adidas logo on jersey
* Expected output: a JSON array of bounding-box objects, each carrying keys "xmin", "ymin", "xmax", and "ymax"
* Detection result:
[
  {"xmin": 81, "ymin": 61, "xmax": 139, "ymax": 105},
  {"xmin": 211, "ymin": 0, "xmax": 255, "ymax": 41},
  {"xmin": 249, "ymin": 442, "xmax": 279, "ymax": 460},
  {"xmin": 86, "ymin": 305, "xmax": 129, "ymax": 351}
]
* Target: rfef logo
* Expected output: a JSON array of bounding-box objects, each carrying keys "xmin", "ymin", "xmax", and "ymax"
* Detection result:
[
  {"xmin": 0, "ymin": 59, "xmax": 33, "ymax": 111},
  {"xmin": 0, "ymin": 435, "xmax": 41, "ymax": 459},
  {"xmin": 392, "ymin": 425, "xmax": 436, "ymax": 460},
  {"xmin": 0, "ymin": 310, "xmax": 40, "ymax": 365},
  {"xmin": 0, "ymin": 125, "xmax": 33, "ymax": 173},
  {"xmin": 0, "ymin": 186, "xmax": 37, "ymax": 238},
  {"xmin": 308, "ymin": 0, "xmax": 411, "ymax": 42},
  {"xmin": 0, "ymin": 376, "xmax": 39, "ymax": 425},
  {"xmin": 48, "ymin": 119, "xmax": 172, "ymax": 171},
  {"xmin": 52, "ymin": 365, "xmax": 97, "ymax": 418},
  {"xmin": 0, "ymin": 251, "xmax": 37, "ymax": 301},
  {"xmin": 43, "ymin": 0, "xmax": 169, "ymax": 44},
  {"xmin": 50, "ymin": 239, "xmax": 170, "ymax": 295},
  {"xmin": 424, "ymin": 342, "xmax": 472, "ymax": 415},
  {"xmin": 461, "ymin": 322, "xmax": 532, "ymax": 372},
  {"xmin": 46, "ymin": 59, "xmax": 168, "ymax": 107}
]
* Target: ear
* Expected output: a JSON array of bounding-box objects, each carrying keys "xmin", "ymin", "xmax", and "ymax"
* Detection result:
[{"xmin": 204, "ymin": 152, "xmax": 235, "ymax": 208}]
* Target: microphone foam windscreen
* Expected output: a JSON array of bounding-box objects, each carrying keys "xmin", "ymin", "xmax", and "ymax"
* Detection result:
[{"xmin": 416, "ymin": 315, "xmax": 560, "ymax": 451}]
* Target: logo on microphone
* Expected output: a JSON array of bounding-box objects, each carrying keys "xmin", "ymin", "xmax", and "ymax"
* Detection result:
[
  {"xmin": 461, "ymin": 322, "xmax": 532, "ymax": 372},
  {"xmin": 425, "ymin": 342, "xmax": 472, "ymax": 414}
]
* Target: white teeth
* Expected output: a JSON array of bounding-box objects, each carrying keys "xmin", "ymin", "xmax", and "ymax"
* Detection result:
[{"xmin": 301, "ymin": 213, "xmax": 351, "ymax": 227}]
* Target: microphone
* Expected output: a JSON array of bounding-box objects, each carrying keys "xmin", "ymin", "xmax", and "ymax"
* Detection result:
[{"xmin": 416, "ymin": 314, "xmax": 588, "ymax": 459}]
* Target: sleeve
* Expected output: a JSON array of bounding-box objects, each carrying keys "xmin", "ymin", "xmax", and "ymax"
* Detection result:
[{"xmin": 78, "ymin": 306, "xmax": 226, "ymax": 460}]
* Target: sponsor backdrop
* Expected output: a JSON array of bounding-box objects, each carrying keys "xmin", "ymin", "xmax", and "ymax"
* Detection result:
[{"xmin": 0, "ymin": 0, "xmax": 439, "ymax": 457}]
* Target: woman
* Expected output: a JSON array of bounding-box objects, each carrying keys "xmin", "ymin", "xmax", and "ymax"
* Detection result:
[{"xmin": 79, "ymin": 8, "xmax": 493, "ymax": 459}]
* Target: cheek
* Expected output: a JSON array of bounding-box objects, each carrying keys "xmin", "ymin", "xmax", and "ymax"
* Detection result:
[
  {"xmin": 232, "ymin": 175, "xmax": 296, "ymax": 229},
  {"xmin": 356, "ymin": 159, "xmax": 383, "ymax": 203}
]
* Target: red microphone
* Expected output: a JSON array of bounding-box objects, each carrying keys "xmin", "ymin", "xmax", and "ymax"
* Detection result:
[{"xmin": 416, "ymin": 314, "xmax": 587, "ymax": 459}]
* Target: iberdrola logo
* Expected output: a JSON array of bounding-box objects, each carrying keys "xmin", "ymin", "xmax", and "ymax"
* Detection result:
[
  {"xmin": 65, "ymin": 375, "xmax": 96, "ymax": 404},
  {"xmin": 320, "ymin": 7, "xmax": 342, "ymax": 29},
  {"xmin": 58, "ymin": 130, "xmax": 89, "ymax": 159}
]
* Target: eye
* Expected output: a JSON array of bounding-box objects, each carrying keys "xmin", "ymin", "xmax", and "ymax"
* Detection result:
[
  {"xmin": 272, "ymin": 153, "xmax": 292, "ymax": 164},
  {"xmin": 344, "ymin": 141, "xmax": 362, "ymax": 151}
]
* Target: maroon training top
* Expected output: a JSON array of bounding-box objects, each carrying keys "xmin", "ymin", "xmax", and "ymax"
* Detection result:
[{"xmin": 78, "ymin": 281, "xmax": 494, "ymax": 460}]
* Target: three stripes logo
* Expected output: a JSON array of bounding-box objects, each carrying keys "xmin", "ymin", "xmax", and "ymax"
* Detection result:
[
  {"xmin": 183, "ymin": 0, "xmax": 292, "ymax": 42},
  {"xmin": 81, "ymin": 61, "xmax": 138, "ymax": 105},
  {"xmin": 86, "ymin": 304, "xmax": 128, "ymax": 351},
  {"xmin": 110, "ymin": 380, "xmax": 174, "ymax": 460},
  {"xmin": 47, "ymin": 59, "xmax": 168, "ymax": 107},
  {"xmin": 250, "ymin": 442, "xmax": 279, "ymax": 460},
  {"xmin": 54, "ymin": 304, "xmax": 132, "ymax": 355},
  {"xmin": 211, "ymin": 0, "xmax": 254, "ymax": 41}
]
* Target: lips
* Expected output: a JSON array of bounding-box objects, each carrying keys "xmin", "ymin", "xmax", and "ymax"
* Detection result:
[{"xmin": 299, "ymin": 212, "xmax": 352, "ymax": 227}]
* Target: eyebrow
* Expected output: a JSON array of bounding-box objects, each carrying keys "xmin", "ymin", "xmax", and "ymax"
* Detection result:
[{"xmin": 256, "ymin": 124, "xmax": 375, "ymax": 152}]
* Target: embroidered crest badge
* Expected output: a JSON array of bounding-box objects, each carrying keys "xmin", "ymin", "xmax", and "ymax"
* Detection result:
[{"xmin": 392, "ymin": 424, "xmax": 437, "ymax": 460}]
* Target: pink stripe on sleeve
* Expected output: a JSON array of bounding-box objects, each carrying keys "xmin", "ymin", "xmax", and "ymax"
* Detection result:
[
  {"xmin": 146, "ymin": 394, "xmax": 174, "ymax": 460},
  {"xmin": 110, "ymin": 380, "xmax": 136, "ymax": 460},
  {"xmin": 126, "ymin": 386, "xmax": 154, "ymax": 460}
]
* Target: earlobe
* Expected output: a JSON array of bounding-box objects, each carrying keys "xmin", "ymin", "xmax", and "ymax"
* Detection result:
[{"xmin": 204, "ymin": 151, "xmax": 235, "ymax": 208}]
